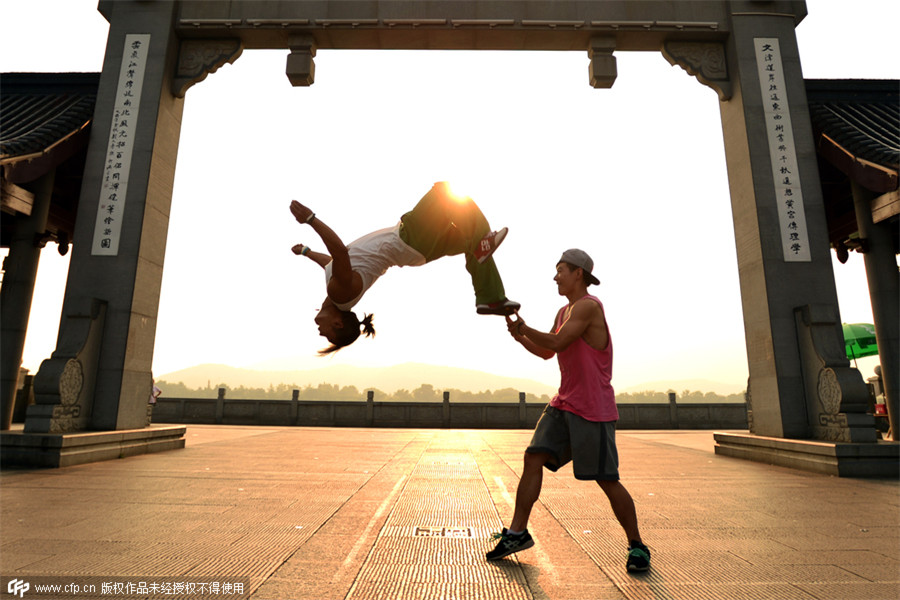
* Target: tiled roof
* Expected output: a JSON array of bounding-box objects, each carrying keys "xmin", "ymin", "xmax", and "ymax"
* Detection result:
[
  {"xmin": 1, "ymin": 72, "xmax": 100, "ymax": 161},
  {"xmin": 806, "ymin": 79, "xmax": 900, "ymax": 172}
]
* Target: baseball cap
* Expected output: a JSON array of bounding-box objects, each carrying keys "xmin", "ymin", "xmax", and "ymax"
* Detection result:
[{"xmin": 558, "ymin": 248, "xmax": 600, "ymax": 286}]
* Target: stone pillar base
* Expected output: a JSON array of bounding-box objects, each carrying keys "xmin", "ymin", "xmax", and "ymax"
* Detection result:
[
  {"xmin": 714, "ymin": 431, "xmax": 899, "ymax": 477},
  {"xmin": 0, "ymin": 425, "xmax": 185, "ymax": 468}
]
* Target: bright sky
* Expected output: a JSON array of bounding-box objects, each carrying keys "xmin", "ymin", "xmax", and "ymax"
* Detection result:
[{"xmin": 2, "ymin": 0, "xmax": 895, "ymax": 392}]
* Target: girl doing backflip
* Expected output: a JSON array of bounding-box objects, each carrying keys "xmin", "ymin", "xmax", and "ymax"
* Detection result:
[{"xmin": 291, "ymin": 181, "xmax": 520, "ymax": 354}]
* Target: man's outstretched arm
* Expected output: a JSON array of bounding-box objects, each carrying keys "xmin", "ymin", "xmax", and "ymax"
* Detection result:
[
  {"xmin": 506, "ymin": 312, "xmax": 556, "ymax": 360},
  {"xmin": 510, "ymin": 300, "xmax": 595, "ymax": 354}
]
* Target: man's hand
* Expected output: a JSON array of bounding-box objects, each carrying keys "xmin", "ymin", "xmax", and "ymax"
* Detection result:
[
  {"xmin": 506, "ymin": 312, "xmax": 526, "ymax": 340},
  {"xmin": 290, "ymin": 200, "xmax": 315, "ymax": 224},
  {"xmin": 505, "ymin": 311, "xmax": 555, "ymax": 360}
]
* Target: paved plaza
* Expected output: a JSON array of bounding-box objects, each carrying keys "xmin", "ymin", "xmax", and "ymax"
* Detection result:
[{"xmin": 1, "ymin": 426, "xmax": 898, "ymax": 600}]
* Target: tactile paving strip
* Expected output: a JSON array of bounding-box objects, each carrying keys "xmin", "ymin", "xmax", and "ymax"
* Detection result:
[
  {"xmin": 345, "ymin": 443, "xmax": 533, "ymax": 600},
  {"xmin": 347, "ymin": 580, "xmax": 528, "ymax": 600},
  {"xmin": 796, "ymin": 582, "xmax": 900, "ymax": 600},
  {"xmin": 366, "ymin": 538, "xmax": 496, "ymax": 565},
  {"xmin": 610, "ymin": 582, "xmax": 819, "ymax": 600}
]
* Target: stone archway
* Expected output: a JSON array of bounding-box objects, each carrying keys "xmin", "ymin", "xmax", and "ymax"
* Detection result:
[{"xmin": 9, "ymin": 0, "xmax": 895, "ymax": 473}]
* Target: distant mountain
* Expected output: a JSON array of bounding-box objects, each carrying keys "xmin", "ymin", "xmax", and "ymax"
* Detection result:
[
  {"xmin": 620, "ymin": 379, "xmax": 746, "ymax": 396},
  {"xmin": 156, "ymin": 362, "xmax": 559, "ymax": 397},
  {"xmin": 157, "ymin": 363, "xmax": 746, "ymax": 398}
]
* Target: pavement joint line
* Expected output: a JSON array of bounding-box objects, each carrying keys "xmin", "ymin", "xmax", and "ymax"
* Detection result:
[
  {"xmin": 493, "ymin": 475, "xmax": 515, "ymax": 508},
  {"xmin": 339, "ymin": 435, "xmax": 430, "ymax": 599},
  {"xmin": 241, "ymin": 431, "xmax": 426, "ymax": 597},
  {"xmin": 337, "ymin": 472, "xmax": 409, "ymax": 585}
]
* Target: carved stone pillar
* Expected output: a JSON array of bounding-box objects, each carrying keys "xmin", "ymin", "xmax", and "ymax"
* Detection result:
[
  {"xmin": 0, "ymin": 171, "xmax": 53, "ymax": 430},
  {"xmin": 851, "ymin": 181, "xmax": 900, "ymax": 440},
  {"xmin": 716, "ymin": 13, "xmax": 848, "ymax": 439},
  {"xmin": 31, "ymin": 0, "xmax": 185, "ymax": 432}
]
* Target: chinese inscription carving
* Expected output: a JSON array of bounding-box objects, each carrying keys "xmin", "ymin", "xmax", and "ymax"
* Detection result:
[
  {"xmin": 92, "ymin": 34, "xmax": 150, "ymax": 256},
  {"xmin": 754, "ymin": 38, "xmax": 810, "ymax": 262}
]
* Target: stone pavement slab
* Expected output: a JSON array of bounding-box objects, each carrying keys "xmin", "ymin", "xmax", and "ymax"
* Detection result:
[{"xmin": 1, "ymin": 426, "xmax": 898, "ymax": 600}]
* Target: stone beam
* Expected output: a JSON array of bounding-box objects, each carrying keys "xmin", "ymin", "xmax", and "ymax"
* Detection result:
[{"xmin": 174, "ymin": 0, "xmax": 768, "ymax": 52}]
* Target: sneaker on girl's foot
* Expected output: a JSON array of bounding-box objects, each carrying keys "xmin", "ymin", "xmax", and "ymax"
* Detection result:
[
  {"xmin": 474, "ymin": 227, "xmax": 508, "ymax": 263},
  {"xmin": 486, "ymin": 528, "xmax": 534, "ymax": 560},
  {"xmin": 476, "ymin": 299, "xmax": 520, "ymax": 316}
]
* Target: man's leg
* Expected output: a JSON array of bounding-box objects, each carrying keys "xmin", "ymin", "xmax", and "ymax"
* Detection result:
[
  {"xmin": 487, "ymin": 450, "xmax": 549, "ymax": 560},
  {"xmin": 598, "ymin": 479, "xmax": 651, "ymax": 572},
  {"xmin": 510, "ymin": 451, "xmax": 550, "ymax": 531},
  {"xmin": 597, "ymin": 480, "xmax": 641, "ymax": 543}
]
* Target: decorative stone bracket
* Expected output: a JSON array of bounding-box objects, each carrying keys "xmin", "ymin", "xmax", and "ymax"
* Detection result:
[
  {"xmin": 794, "ymin": 304, "xmax": 876, "ymax": 443},
  {"xmin": 286, "ymin": 33, "xmax": 317, "ymax": 86},
  {"xmin": 173, "ymin": 38, "xmax": 243, "ymax": 98},
  {"xmin": 27, "ymin": 299, "xmax": 107, "ymax": 433},
  {"xmin": 661, "ymin": 41, "xmax": 732, "ymax": 101},
  {"xmin": 588, "ymin": 36, "xmax": 617, "ymax": 89}
]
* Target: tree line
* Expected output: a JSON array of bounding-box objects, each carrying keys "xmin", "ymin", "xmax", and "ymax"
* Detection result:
[{"xmin": 155, "ymin": 380, "xmax": 746, "ymax": 404}]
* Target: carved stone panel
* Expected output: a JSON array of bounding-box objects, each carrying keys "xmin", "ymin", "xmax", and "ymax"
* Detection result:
[
  {"xmin": 794, "ymin": 305, "xmax": 876, "ymax": 443},
  {"xmin": 173, "ymin": 39, "xmax": 243, "ymax": 97},
  {"xmin": 662, "ymin": 41, "xmax": 732, "ymax": 101},
  {"xmin": 26, "ymin": 301, "xmax": 106, "ymax": 434}
]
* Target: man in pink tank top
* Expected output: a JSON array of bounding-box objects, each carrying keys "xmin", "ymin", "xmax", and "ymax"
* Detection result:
[{"xmin": 485, "ymin": 249, "xmax": 651, "ymax": 573}]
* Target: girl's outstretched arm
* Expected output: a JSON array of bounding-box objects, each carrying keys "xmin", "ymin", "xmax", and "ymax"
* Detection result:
[
  {"xmin": 290, "ymin": 200, "xmax": 353, "ymax": 290},
  {"xmin": 292, "ymin": 244, "xmax": 332, "ymax": 269}
]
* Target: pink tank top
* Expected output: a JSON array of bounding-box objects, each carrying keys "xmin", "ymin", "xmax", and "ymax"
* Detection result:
[{"xmin": 549, "ymin": 295, "xmax": 618, "ymax": 422}]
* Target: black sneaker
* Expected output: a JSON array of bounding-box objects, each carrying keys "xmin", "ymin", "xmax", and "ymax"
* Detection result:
[
  {"xmin": 486, "ymin": 528, "xmax": 534, "ymax": 560},
  {"xmin": 476, "ymin": 299, "xmax": 520, "ymax": 316},
  {"xmin": 626, "ymin": 541, "xmax": 651, "ymax": 572}
]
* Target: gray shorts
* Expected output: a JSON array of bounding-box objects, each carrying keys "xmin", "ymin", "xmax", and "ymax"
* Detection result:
[{"xmin": 526, "ymin": 405, "xmax": 620, "ymax": 481}]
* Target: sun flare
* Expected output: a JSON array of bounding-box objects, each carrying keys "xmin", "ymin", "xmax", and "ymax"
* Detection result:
[{"xmin": 444, "ymin": 181, "xmax": 472, "ymax": 203}]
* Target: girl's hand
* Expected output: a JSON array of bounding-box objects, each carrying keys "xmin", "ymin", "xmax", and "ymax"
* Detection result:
[{"xmin": 290, "ymin": 200, "xmax": 315, "ymax": 224}]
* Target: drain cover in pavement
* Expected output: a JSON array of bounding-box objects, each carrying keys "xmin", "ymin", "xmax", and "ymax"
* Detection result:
[{"xmin": 414, "ymin": 526, "xmax": 473, "ymax": 538}]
